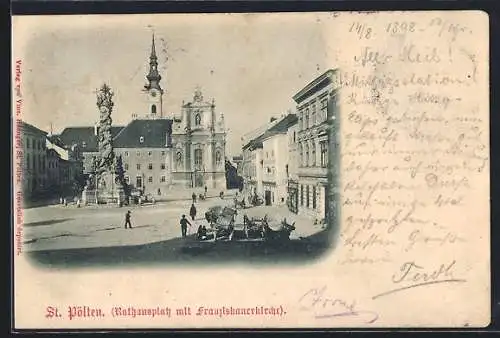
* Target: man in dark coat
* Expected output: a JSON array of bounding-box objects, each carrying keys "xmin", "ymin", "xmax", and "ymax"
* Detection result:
[
  {"xmin": 190, "ymin": 204, "xmax": 197, "ymax": 221},
  {"xmin": 180, "ymin": 215, "xmax": 191, "ymax": 237},
  {"xmin": 192, "ymin": 192, "xmax": 197, "ymax": 203},
  {"xmin": 124, "ymin": 210, "xmax": 133, "ymax": 229}
]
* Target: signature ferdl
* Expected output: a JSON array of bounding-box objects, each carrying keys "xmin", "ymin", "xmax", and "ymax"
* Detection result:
[
  {"xmin": 298, "ymin": 286, "xmax": 379, "ymax": 324},
  {"xmin": 372, "ymin": 260, "xmax": 467, "ymax": 300}
]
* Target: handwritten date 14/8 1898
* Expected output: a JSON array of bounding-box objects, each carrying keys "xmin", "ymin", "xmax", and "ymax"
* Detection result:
[{"xmin": 298, "ymin": 286, "xmax": 379, "ymax": 324}]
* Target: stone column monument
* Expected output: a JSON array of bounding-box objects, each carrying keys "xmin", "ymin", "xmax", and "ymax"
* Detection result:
[{"xmin": 94, "ymin": 83, "xmax": 125, "ymax": 205}]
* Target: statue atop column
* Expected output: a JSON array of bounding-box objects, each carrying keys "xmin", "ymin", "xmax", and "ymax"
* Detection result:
[
  {"xmin": 96, "ymin": 83, "xmax": 116, "ymax": 175},
  {"xmin": 91, "ymin": 83, "xmax": 125, "ymax": 205}
]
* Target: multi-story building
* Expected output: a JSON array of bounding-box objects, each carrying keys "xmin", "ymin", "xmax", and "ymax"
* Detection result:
[
  {"xmin": 232, "ymin": 155, "xmax": 243, "ymax": 175},
  {"xmin": 241, "ymin": 114, "xmax": 297, "ymax": 205},
  {"xmin": 286, "ymin": 121, "xmax": 299, "ymax": 213},
  {"xmin": 113, "ymin": 119, "xmax": 173, "ymax": 197},
  {"xmin": 45, "ymin": 136, "xmax": 84, "ymax": 196},
  {"xmin": 261, "ymin": 114, "xmax": 297, "ymax": 206},
  {"xmin": 292, "ymin": 68, "xmax": 338, "ymax": 220},
  {"xmin": 58, "ymin": 126, "xmax": 123, "ymax": 175},
  {"xmin": 170, "ymin": 87, "xmax": 227, "ymax": 189},
  {"xmin": 20, "ymin": 121, "xmax": 48, "ymax": 199},
  {"xmin": 55, "ymin": 34, "xmax": 226, "ymax": 198}
]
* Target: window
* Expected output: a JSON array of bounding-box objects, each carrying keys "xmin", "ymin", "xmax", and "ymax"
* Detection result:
[
  {"xmin": 312, "ymin": 186, "xmax": 317, "ymax": 209},
  {"xmin": 151, "ymin": 104, "xmax": 157, "ymax": 115},
  {"xmin": 161, "ymin": 151, "xmax": 166, "ymax": 156},
  {"xmin": 305, "ymin": 143, "xmax": 309, "ymax": 167},
  {"xmin": 320, "ymin": 141, "xmax": 328, "ymax": 167},
  {"xmin": 215, "ymin": 150, "xmax": 222, "ymax": 166},
  {"xmin": 176, "ymin": 152, "xmax": 182, "ymax": 167},
  {"xmin": 300, "ymin": 185, "xmax": 304, "ymax": 206},
  {"xmin": 148, "ymin": 163, "xmax": 153, "ymax": 170},
  {"xmin": 195, "ymin": 113, "xmax": 201, "ymax": 126},
  {"xmin": 125, "ymin": 176, "xmax": 130, "ymax": 184},
  {"xmin": 321, "ymin": 99, "xmax": 328, "ymax": 121},
  {"xmin": 148, "ymin": 151, "xmax": 152, "ymax": 156},
  {"xmin": 194, "ymin": 148, "xmax": 203, "ymax": 168},
  {"xmin": 311, "ymin": 142, "xmax": 316, "ymax": 166},
  {"xmin": 299, "ymin": 143, "xmax": 303, "ymax": 167},
  {"xmin": 311, "ymin": 104, "xmax": 316, "ymax": 126},
  {"xmin": 125, "ymin": 151, "xmax": 129, "ymax": 156},
  {"xmin": 148, "ymin": 176, "xmax": 153, "ymax": 183},
  {"xmin": 306, "ymin": 185, "xmax": 310, "ymax": 208},
  {"xmin": 271, "ymin": 150, "xmax": 274, "ymax": 158},
  {"xmin": 26, "ymin": 138, "xmax": 30, "ymax": 149},
  {"xmin": 124, "ymin": 163, "xmax": 129, "ymax": 170},
  {"xmin": 293, "ymin": 131, "xmax": 296, "ymax": 143},
  {"xmin": 305, "ymin": 108, "xmax": 310, "ymax": 130},
  {"xmin": 139, "ymin": 136, "xmax": 144, "ymax": 143},
  {"xmin": 160, "ymin": 176, "xmax": 166, "ymax": 183},
  {"xmin": 136, "ymin": 176, "xmax": 142, "ymax": 188},
  {"xmin": 299, "ymin": 110, "xmax": 303, "ymax": 130},
  {"xmin": 137, "ymin": 164, "xmax": 141, "ymax": 170},
  {"xmin": 161, "ymin": 163, "xmax": 166, "ymax": 170},
  {"xmin": 27, "ymin": 154, "xmax": 30, "ymax": 169}
]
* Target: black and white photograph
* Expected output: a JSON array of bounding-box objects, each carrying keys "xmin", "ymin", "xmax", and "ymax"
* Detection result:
[{"xmin": 16, "ymin": 14, "xmax": 340, "ymax": 267}]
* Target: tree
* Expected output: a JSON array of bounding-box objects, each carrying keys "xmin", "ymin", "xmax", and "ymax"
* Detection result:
[
  {"xmin": 74, "ymin": 172, "xmax": 86, "ymax": 194},
  {"xmin": 114, "ymin": 155, "xmax": 130, "ymax": 197}
]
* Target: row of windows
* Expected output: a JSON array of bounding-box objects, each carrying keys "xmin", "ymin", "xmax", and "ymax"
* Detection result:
[
  {"xmin": 124, "ymin": 163, "xmax": 167, "ymax": 171},
  {"xmin": 118, "ymin": 150, "xmax": 167, "ymax": 157},
  {"xmin": 25, "ymin": 154, "xmax": 46, "ymax": 172},
  {"xmin": 124, "ymin": 175, "xmax": 167, "ymax": 186},
  {"xmin": 300, "ymin": 184, "xmax": 318, "ymax": 209},
  {"xmin": 298, "ymin": 97, "xmax": 328, "ymax": 132},
  {"xmin": 265, "ymin": 150, "xmax": 275, "ymax": 159},
  {"xmin": 25, "ymin": 137, "xmax": 46, "ymax": 151},
  {"xmin": 298, "ymin": 140, "xmax": 328, "ymax": 167}
]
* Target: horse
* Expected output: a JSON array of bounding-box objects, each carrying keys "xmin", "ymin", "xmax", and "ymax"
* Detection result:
[{"xmin": 262, "ymin": 217, "xmax": 296, "ymax": 241}]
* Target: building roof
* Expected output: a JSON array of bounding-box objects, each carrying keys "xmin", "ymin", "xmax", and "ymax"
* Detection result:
[
  {"xmin": 58, "ymin": 126, "xmax": 124, "ymax": 152},
  {"xmin": 242, "ymin": 114, "xmax": 297, "ymax": 150},
  {"xmin": 113, "ymin": 119, "xmax": 173, "ymax": 148},
  {"xmin": 46, "ymin": 148, "xmax": 60, "ymax": 158},
  {"xmin": 292, "ymin": 68, "xmax": 337, "ymax": 104},
  {"xmin": 20, "ymin": 121, "xmax": 47, "ymax": 136}
]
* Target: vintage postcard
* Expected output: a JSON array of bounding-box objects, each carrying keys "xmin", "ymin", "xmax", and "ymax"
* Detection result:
[{"xmin": 12, "ymin": 11, "xmax": 490, "ymax": 329}]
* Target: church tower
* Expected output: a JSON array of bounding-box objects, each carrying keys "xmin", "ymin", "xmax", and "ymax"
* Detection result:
[{"xmin": 143, "ymin": 33, "xmax": 164, "ymax": 118}]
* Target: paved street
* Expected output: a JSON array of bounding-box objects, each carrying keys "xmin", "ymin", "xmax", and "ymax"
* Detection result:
[{"xmin": 22, "ymin": 196, "xmax": 334, "ymax": 268}]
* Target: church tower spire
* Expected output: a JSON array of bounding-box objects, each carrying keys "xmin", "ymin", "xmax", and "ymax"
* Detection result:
[
  {"xmin": 145, "ymin": 33, "xmax": 162, "ymax": 92},
  {"xmin": 142, "ymin": 33, "xmax": 164, "ymax": 119}
]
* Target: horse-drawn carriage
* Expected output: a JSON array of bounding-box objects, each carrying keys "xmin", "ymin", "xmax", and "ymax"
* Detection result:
[{"xmin": 201, "ymin": 206, "xmax": 296, "ymax": 242}]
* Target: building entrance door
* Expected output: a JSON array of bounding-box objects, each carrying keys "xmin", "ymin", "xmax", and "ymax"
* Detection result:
[
  {"xmin": 193, "ymin": 172, "xmax": 204, "ymax": 188},
  {"xmin": 265, "ymin": 190, "xmax": 272, "ymax": 206}
]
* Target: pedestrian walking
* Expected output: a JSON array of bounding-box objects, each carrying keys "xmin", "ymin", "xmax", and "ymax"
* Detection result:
[
  {"xmin": 204, "ymin": 185, "xmax": 207, "ymax": 198},
  {"xmin": 190, "ymin": 203, "xmax": 197, "ymax": 221},
  {"xmin": 124, "ymin": 210, "xmax": 133, "ymax": 229},
  {"xmin": 180, "ymin": 214, "xmax": 191, "ymax": 238},
  {"xmin": 192, "ymin": 192, "xmax": 197, "ymax": 203}
]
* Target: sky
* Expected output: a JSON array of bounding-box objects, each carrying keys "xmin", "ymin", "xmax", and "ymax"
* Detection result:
[{"xmin": 15, "ymin": 13, "xmax": 339, "ymax": 156}]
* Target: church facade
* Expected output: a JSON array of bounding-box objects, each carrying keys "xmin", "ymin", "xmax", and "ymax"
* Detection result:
[{"xmin": 57, "ymin": 34, "xmax": 227, "ymax": 197}]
